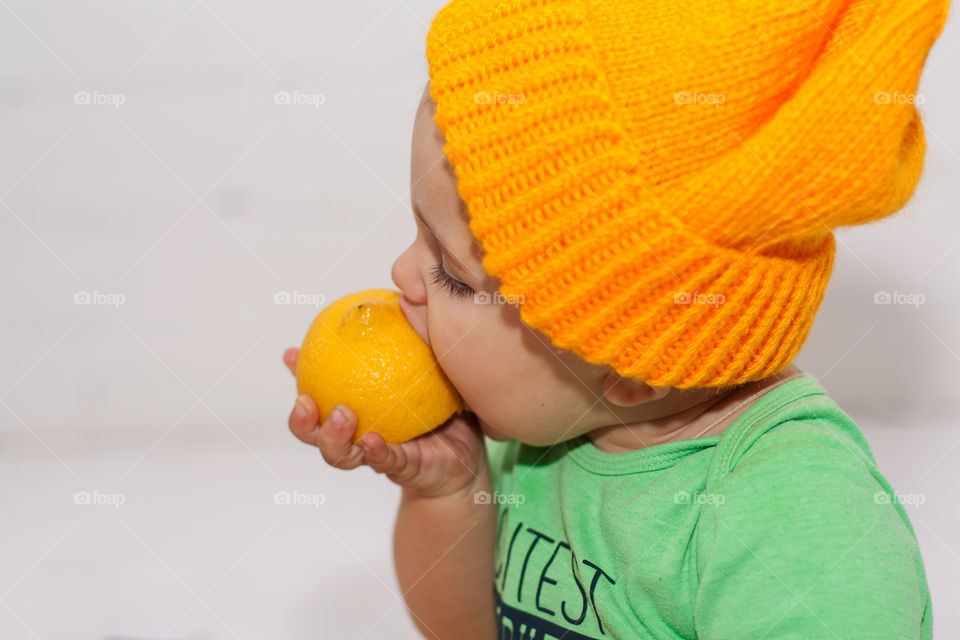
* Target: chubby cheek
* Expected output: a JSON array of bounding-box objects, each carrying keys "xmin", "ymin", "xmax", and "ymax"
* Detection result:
[
  {"xmin": 426, "ymin": 300, "xmax": 583, "ymax": 445},
  {"xmin": 425, "ymin": 299, "xmax": 504, "ymax": 410}
]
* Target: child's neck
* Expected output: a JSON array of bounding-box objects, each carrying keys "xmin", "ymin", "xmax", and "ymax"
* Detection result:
[{"xmin": 586, "ymin": 364, "xmax": 804, "ymax": 453}]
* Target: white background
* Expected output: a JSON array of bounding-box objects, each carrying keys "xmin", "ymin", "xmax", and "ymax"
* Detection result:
[{"xmin": 1, "ymin": 1, "xmax": 958, "ymax": 638}]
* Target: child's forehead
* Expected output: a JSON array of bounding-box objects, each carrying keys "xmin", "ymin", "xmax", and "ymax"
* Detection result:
[
  {"xmin": 412, "ymin": 80, "xmax": 487, "ymax": 271},
  {"xmin": 412, "ymin": 93, "xmax": 458, "ymax": 204}
]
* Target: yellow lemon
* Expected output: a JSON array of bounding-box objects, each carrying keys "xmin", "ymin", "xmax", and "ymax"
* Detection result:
[{"xmin": 295, "ymin": 288, "xmax": 463, "ymax": 445}]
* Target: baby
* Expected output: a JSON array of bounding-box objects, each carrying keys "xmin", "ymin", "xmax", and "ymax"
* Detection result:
[{"xmin": 284, "ymin": 0, "xmax": 949, "ymax": 637}]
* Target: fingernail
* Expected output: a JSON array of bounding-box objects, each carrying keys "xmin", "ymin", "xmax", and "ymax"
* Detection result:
[
  {"xmin": 294, "ymin": 396, "xmax": 309, "ymax": 419},
  {"xmin": 330, "ymin": 407, "xmax": 346, "ymax": 428}
]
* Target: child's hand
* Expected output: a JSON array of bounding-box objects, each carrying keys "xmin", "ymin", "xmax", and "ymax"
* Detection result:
[{"xmin": 283, "ymin": 347, "xmax": 488, "ymax": 499}]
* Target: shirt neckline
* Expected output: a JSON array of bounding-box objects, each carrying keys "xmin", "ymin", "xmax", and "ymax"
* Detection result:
[{"xmin": 563, "ymin": 369, "xmax": 826, "ymax": 475}]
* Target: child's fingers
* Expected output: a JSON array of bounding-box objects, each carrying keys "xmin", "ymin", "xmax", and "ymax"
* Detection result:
[
  {"xmin": 283, "ymin": 347, "xmax": 299, "ymax": 376},
  {"xmin": 288, "ymin": 394, "xmax": 322, "ymax": 444},
  {"xmin": 288, "ymin": 397, "xmax": 364, "ymax": 469},
  {"xmin": 360, "ymin": 432, "xmax": 412, "ymax": 479},
  {"xmin": 316, "ymin": 405, "xmax": 365, "ymax": 469}
]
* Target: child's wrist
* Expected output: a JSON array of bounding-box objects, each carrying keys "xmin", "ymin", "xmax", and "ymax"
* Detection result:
[{"xmin": 401, "ymin": 465, "xmax": 492, "ymax": 505}]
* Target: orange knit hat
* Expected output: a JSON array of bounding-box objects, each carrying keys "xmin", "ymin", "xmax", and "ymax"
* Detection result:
[{"xmin": 425, "ymin": 0, "xmax": 950, "ymax": 389}]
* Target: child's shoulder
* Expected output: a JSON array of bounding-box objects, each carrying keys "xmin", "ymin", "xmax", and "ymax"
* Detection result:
[
  {"xmin": 693, "ymin": 398, "xmax": 931, "ymax": 640},
  {"xmin": 709, "ymin": 372, "xmax": 880, "ymax": 482},
  {"xmin": 696, "ymin": 375, "xmax": 924, "ymax": 560}
]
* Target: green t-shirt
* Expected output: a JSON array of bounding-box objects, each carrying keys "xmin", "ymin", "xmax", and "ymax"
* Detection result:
[{"xmin": 484, "ymin": 371, "xmax": 932, "ymax": 639}]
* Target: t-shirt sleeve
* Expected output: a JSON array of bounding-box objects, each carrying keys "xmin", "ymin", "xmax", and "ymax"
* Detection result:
[{"xmin": 693, "ymin": 423, "xmax": 929, "ymax": 639}]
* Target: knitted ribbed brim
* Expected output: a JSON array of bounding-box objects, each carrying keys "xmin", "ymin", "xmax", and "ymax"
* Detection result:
[{"xmin": 426, "ymin": 0, "xmax": 949, "ymax": 388}]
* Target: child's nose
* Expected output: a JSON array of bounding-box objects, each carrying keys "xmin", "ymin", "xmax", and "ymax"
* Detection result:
[{"xmin": 390, "ymin": 247, "xmax": 426, "ymax": 304}]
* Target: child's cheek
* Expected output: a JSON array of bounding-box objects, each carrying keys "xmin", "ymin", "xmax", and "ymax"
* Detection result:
[
  {"xmin": 478, "ymin": 417, "xmax": 510, "ymax": 441},
  {"xmin": 427, "ymin": 309, "xmax": 482, "ymax": 386}
]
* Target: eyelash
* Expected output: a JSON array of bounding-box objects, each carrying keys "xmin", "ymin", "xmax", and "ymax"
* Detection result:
[{"xmin": 429, "ymin": 263, "xmax": 475, "ymax": 299}]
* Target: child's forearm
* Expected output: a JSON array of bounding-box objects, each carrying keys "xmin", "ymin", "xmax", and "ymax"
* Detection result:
[{"xmin": 393, "ymin": 468, "xmax": 497, "ymax": 640}]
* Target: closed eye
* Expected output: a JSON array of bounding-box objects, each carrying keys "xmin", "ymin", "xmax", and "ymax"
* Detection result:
[{"xmin": 429, "ymin": 263, "xmax": 474, "ymax": 299}]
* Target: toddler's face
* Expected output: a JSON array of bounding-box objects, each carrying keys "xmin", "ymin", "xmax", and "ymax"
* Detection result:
[{"xmin": 391, "ymin": 85, "xmax": 623, "ymax": 447}]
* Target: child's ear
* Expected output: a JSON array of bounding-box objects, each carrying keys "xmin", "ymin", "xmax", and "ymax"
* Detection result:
[{"xmin": 600, "ymin": 368, "xmax": 671, "ymax": 407}]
